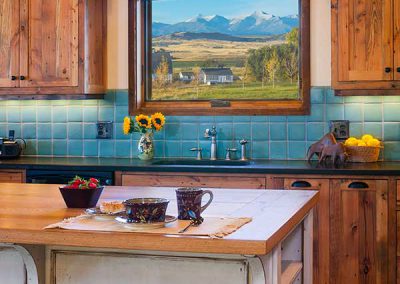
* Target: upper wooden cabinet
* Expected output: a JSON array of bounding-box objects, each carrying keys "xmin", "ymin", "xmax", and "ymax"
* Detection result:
[
  {"xmin": 0, "ymin": 0, "xmax": 107, "ymax": 97},
  {"xmin": 332, "ymin": 0, "xmax": 400, "ymax": 95}
]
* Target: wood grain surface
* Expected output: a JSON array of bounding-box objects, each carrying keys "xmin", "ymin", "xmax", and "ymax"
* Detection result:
[{"xmin": 0, "ymin": 183, "xmax": 318, "ymax": 255}]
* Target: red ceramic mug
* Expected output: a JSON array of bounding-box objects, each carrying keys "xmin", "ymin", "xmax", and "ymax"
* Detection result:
[{"xmin": 175, "ymin": 187, "xmax": 214, "ymax": 220}]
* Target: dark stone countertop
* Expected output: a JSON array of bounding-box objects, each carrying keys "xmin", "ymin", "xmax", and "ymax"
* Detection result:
[{"xmin": 0, "ymin": 157, "xmax": 400, "ymax": 176}]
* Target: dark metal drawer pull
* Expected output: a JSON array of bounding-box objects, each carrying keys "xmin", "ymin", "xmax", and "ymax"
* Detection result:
[
  {"xmin": 348, "ymin": 181, "xmax": 369, "ymax": 189},
  {"xmin": 385, "ymin": 67, "xmax": 392, "ymax": 73},
  {"xmin": 397, "ymin": 67, "xmax": 400, "ymax": 73},
  {"xmin": 291, "ymin": 181, "xmax": 312, "ymax": 188}
]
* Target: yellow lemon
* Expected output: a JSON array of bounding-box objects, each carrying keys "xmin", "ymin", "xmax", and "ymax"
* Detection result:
[
  {"xmin": 367, "ymin": 138, "xmax": 381, "ymax": 147},
  {"xmin": 357, "ymin": 141, "xmax": 367, "ymax": 147},
  {"xmin": 361, "ymin": 134, "xmax": 374, "ymax": 142},
  {"xmin": 345, "ymin": 139, "xmax": 359, "ymax": 146}
]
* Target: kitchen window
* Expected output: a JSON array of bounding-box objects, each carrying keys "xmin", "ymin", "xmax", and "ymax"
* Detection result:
[{"xmin": 128, "ymin": 0, "xmax": 310, "ymax": 115}]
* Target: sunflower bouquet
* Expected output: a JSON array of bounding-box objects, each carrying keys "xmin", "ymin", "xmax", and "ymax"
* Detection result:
[
  {"xmin": 123, "ymin": 112, "xmax": 166, "ymax": 135},
  {"xmin": 123, "ymin": 112, "xmax": 166, "ymax": 160}
]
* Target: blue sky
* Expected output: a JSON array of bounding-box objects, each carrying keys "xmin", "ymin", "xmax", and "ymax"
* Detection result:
[{"xmin": 152, "ymin": 0, "xmax": 298, "ymax": 23}]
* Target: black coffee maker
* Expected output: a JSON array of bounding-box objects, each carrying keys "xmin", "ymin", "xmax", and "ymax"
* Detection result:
[{"xmin": 0, "ymin": 130, "xmax": 23, "ymax": 159}]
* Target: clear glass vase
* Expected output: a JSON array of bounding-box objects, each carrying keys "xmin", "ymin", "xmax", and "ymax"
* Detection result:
[{"xmin": 137, "ymin": 132, "xmax": 154, "ymax": 160}]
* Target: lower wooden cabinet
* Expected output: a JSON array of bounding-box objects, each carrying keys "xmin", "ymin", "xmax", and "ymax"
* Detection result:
[
  {"xmin": 329, "ymin": 179, "xmax": 388, "ymax": 284},
  {"xmin": 283, "ymin": 178, "xmax": 330, "ymax": 284},
  {"xmin": 0, "ymin": 170, "xmax": 25, "ymax": 183},
  {"xmin": 116, "ymin": 172, "xmax": 266, "ymax": 189}
]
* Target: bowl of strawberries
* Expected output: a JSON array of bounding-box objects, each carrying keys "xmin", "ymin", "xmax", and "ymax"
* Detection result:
[{"xmin": 59, "ymin": 176, "xmax": 104, "ymax": 208}]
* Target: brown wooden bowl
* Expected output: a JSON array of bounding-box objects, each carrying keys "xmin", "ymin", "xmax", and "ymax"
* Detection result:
[{"xmin": 59, "ymin": 186, "xmax": 104, "ymax": 208}]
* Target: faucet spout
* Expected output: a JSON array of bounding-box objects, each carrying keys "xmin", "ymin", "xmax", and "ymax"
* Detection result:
[{"xmin": 204, "ymin": 126, "xmax": 217, "ymax": 160}]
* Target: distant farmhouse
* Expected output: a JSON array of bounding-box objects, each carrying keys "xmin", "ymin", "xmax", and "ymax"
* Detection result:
[
  {"xmin": 199, "ymin": 68, "xmax": 234, "ymax": 85},
  {"xmin": 152, "ymin": 51, "xmax": 173, "ymax": 82},
  {"xmin": 179, "ymin": 71, "xmax": 195, "ymax": 82}
]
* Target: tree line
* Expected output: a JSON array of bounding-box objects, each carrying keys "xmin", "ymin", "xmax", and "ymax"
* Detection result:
[{"xmin": 245, "ymin": 28, "xmax": 299, "ymax": 87}]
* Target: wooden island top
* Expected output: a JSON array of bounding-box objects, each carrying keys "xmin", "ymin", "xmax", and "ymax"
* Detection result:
[{"xmin": 0, "ymin": 183, "xmax": 318, "ymax": 255}]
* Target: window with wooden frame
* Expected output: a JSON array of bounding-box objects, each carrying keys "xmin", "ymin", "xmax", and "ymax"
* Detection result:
[{"xmin": 128, "ymin": 0, "xmax": 310, "ymax": 115}]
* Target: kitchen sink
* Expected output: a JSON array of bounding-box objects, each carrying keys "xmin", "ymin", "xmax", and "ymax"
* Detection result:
[{"xmin": 151, "ymin": 159, "xmax": 252, "ymax": 166}]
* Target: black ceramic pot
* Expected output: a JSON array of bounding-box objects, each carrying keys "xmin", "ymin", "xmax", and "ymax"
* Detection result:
[
  {"xmin": 123, "ymin": 198, "xmax": 169, "ymax": 223},
  {"xmin": 59, "ymin": 186, "xmax": 104, "ymax": 208}
]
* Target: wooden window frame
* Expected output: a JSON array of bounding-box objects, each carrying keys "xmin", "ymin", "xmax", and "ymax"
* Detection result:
[{"xmin": 128, "ymin": 0, "xmax": 310, "ymax": 116}]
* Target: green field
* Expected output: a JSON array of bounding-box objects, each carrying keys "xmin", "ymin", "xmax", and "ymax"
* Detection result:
[{"xmin": 152, "ymin": 82, "xmax": 299, "ymax": 101}]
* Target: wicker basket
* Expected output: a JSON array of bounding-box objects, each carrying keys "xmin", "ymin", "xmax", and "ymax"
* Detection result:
[{"xmin": 345, "ymin": 146, "xmax": 382, "ymax": 163}]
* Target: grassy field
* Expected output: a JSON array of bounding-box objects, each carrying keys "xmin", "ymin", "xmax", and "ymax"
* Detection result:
[
  {"xmin": 152, "ymin": 82, "xmax": 299, "ymax": 100},
  {"xmin": 153, "ymin": 38, "xmax": 283, "ymax": 62}
]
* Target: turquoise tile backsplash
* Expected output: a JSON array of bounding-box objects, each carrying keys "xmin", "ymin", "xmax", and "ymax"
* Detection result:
[{"xmin": 1, "ymin": 87, "xmax": 400, "ymax": 160}]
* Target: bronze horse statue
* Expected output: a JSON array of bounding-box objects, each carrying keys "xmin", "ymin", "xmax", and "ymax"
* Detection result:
[
  {"xmin": 318, "ymin": 143, "xmax": 348, "ymax": 166},
  {"xmin": 307, "ymin": 133, "xmax": 337, "ymax": 161}
]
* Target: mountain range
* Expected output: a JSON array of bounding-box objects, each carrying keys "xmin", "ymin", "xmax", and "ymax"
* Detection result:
[{"xmin": 153, "ymin": 11, "xmax": 299, "ymax": 37}]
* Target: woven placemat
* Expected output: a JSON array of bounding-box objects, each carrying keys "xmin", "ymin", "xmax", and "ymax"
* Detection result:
[{"xmin": 45, "ymin": 214, "xmax": 252, "ymax": 238}]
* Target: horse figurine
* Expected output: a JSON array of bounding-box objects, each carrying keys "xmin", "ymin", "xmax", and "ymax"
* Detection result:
[
  {"xmin": 307, "ymin": 133, "xmax": 337, "ymax": 161},
  {"xmin": 318, "ymin": 142, "xmax": 348, "ymax": 166}
]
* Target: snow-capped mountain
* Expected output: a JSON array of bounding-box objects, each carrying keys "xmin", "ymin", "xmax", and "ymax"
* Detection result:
[{"xmin": 152, "ymin": 11, "xmax": 298, "ymax": 37}]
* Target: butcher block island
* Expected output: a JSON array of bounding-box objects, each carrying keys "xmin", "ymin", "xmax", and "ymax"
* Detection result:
[{"xmin": 0, "ymin": 184, "xmax": 318, "ymax": 284}]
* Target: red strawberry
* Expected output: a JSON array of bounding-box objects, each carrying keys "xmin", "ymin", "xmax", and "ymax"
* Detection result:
[
  {"xmin": 89, "ymin": 178, "xmax": 99, "ymax": 184},
  {"xmin": 88, "ymin": 182, "xmax": 97, "ymax": 189}
]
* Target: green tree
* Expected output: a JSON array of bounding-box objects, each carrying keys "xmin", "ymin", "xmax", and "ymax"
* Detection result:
[
  {"xmin": 286, "ymin": 28, "xmax": 299, "ymax": 46},
  {"xmin": 266, "ymin": 50, "xmax": 279, "ymax": 88},
  {"xmin": 154, "ymin": 56, "xmax": 170, "ymax": 89},
  {"xmin": 281, "ymin": 44, "xmax": 299, "ymax": 84}
]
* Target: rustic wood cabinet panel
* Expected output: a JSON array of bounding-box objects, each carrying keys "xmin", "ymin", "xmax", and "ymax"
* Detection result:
[
  {"xmin": 283, "ymin": 178, "xmax": 330, "ymax": 284},
  {"xmin": 0, "ymin": 0, "xmax": 19, "ymax": 88},
  {"xmin": 329, "ymin": 179, "xmax": 388, "ymax": 284},
  {"xmin": 0, "ymin": 170, "xmax": 25, "ymax": 183},
  {"xmin": 0, "ymin": 0, "xmax": 106, "ymax": 97},
  {"xmin": 116, "ymin": 172, "xmax": 266, "ymax": 189},
  {"xmin": 395, "ymin": 1, "xmax": 400, "ymax": 81},
  {"xmin": 332, "ymin": 0, "xmax": 399, "ymax": 94},
  {"xmin": 20, "ymin": 0, "xmax": 79, "ymax": 88}
]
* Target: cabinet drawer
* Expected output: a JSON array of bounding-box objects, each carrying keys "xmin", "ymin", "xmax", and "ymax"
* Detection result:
[
  {"xmin": 120, "ymin": 173, "xmax": 266, "ymax": 189},
  {"xmin": 0, "ymin": 171, "xmax": 24, "ymax": 183}
]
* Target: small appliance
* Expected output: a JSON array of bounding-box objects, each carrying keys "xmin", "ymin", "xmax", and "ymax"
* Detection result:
[{"xmin": 0, "ymin": 130, "xmax": 23, "ymax": 159}]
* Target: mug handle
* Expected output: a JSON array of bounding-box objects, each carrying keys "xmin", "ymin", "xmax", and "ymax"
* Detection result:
[{"xmin": 198, "ymin": 190, "xmax": 214, "ymax": 213}]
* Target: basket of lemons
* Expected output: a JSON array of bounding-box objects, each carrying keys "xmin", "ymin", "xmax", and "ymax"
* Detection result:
[{"xmin": 344, "ymin": 134, "xmax": 382, "ymax": 162}]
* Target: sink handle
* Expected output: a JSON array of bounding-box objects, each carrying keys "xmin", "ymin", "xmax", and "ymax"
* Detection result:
[
  {"xmin": 225, "ymin": 148, "xmax": 237, "ymax": 160},
  {"xmin": 190, "ymin": 148, "xmax": 203, "ymax": 160}
]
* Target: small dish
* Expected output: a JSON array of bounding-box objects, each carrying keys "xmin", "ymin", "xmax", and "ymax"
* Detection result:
[
  {"xmin": 115, "ymin": 215, "xmax": 177, "ymax": 231},
  {"xmin": 85, "ymin": 207, "xmax": 124, "ymax": 221}
]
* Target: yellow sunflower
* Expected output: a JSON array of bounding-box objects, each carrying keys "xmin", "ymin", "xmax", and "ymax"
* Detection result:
[
  {"xmin": 135, "ymin": 114, "xmax": 152, "ymax": 129},
  {"xmin": 151, "ymin": 112, "xmax": 165, "ymax": 131},
  {"xmin": 123, "ymin": 117, "xmax": 132, "ymax": 135}
]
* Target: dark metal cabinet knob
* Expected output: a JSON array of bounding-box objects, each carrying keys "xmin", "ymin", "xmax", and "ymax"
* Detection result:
[
  {"xmin": 385, "ymin": 67, "xmax": 392, "ymax": 73},
  {"xmin": 397, "ymin": 67, "xmax": 400, "ymax": 73},
  {"xmin": 20, "ymin": 76, "xmax": 26, "ymax": 80},
  {"xmin": 11, "ymin": 76, "xmax": 17, "ymax": 81}
]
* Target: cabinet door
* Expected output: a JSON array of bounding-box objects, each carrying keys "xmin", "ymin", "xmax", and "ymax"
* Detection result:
[
  {"xmin": 0, "ymin": 171, "xmax": 25, "ymax": 183},
  {"xmin": 332, "ymin": 0, "xmax": 393, "ymax": 83},
  {"xmin": 118, "ymin": 172, "xmax": 266, "ymax": 189},
  {"xmin": 395, "ymin": 0, "xmax": 400, "ymax": 81},
  {"xmin": 330, "ymin": 179, "xmax": 388, "ymax": 284},
  {"xmin": 0, "ymin": 0, "xmax": 20, "ymax": 88},
  {"xmin": 19, "ymin": 0, "xmax": 79, "ymax": 88},
  {"xmin": 284, "ymin": 178, "xmax": 330, "ymax": 284}
]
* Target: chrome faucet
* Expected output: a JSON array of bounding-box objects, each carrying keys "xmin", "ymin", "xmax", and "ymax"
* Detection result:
[
  {"xmin": 239, "ymin": 139, "xmax": 249, "ymax": 160},
  {"xmin": 204, "ymin": 126, "xmax": 217, "ymax": 160}
]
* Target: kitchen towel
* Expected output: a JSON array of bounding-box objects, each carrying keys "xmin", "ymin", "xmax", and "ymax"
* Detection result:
[{"xmin": 45, "ymin": 215, "xmax": 252, "ymax": 238}]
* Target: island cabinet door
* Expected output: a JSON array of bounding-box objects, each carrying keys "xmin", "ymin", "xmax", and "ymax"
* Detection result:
[
  {"xmin": 19, "ymin": 0, "xmax": 80, "ymax": 89},
  {"xmin": 0, "ymin": 0, "xmax": 20, "ymax": 88},
  {"xmin": 283, "ymin": 178, "xmax": 330, "ymax": 284},
  {"xmin": 329, "ymin": 179, "xmax": 389, "ymax": 284}
]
